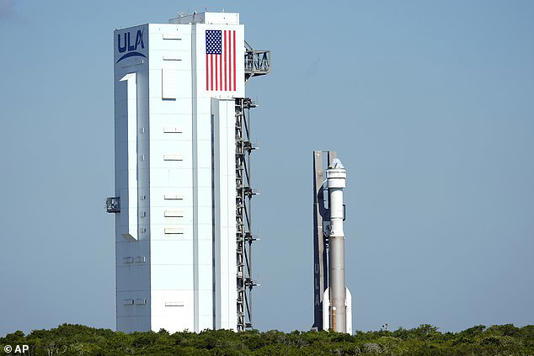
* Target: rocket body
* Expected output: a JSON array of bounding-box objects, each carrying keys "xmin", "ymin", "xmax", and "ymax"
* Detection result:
[{"xmin": 323, "ymin": 159, "xmax": 352, "ymax": 333}]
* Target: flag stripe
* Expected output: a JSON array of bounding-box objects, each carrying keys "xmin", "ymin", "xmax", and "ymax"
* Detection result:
[
  {"xmin": 224, "ymin": 30, "xmax": 227, "ymax": 91},
  {"xmin": 227, "ymin": 32, "xmax": 231, "ymax": 91},
  {"xmin": 233, "ymin": 30, "xmax": 236, "ymax": 91},
  {"xmin": 229, "ymin": 31, "xmax": 232, "ymax": 91}
]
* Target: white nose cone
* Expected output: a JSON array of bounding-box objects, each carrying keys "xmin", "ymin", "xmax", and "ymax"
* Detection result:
[{"xmin": 330, "ymin": 158, "xmax": 344, "ymax": 169}]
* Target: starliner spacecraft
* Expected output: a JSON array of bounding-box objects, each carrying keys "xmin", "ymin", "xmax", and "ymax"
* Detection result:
[{"xmin": 312, "ymin": 151, "xmax": 352, "ymax": 333}]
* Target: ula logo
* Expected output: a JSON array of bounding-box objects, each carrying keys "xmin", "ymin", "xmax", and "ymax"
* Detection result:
[{"xmin": 116, "ymin": 29, "xmax": 146, "ymax": 63}]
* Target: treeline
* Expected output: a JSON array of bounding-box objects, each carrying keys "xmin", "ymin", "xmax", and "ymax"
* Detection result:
[{"xmin": 1, "ymin": 323, "xmax": 533, "ymax": 355}]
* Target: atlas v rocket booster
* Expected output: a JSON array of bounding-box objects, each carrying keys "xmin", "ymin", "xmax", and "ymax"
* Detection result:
[
  {"xmin": 324, "ymin": 158, "xmax": 352, "ymax": 333},
  {"xmin": 313, "ymin": 151, "xmax": 352, "ymax": 334}
]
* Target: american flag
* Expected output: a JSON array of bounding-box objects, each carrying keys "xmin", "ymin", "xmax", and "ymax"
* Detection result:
[{"xmin": 206, "ymin": 29, "xmax": 236, "ymax": 92}]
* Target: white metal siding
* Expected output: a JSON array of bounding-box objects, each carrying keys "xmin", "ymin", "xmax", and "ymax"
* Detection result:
[
  {"xmin": 114, "ymin": 23, "xmax": 151, "ymax": 333},
  {"xmin": 212, "ymin": 99, "xmax": 238, "ymax": 330}
]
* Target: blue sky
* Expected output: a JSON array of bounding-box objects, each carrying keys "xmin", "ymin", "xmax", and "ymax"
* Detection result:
[{"xmin": 0, "ymin": 0, "xmax": 533, "ymax": 335}]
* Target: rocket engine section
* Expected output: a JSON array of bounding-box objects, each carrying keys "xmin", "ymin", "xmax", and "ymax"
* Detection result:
[{"xmin": 312, "ymin": 151, "xmax": 352, "ymax": 334}]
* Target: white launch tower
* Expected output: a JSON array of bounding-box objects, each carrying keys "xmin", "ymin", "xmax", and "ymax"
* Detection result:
[{"xmin": 107, "ymin": 11, "xmax": 270, "ymax": 333}]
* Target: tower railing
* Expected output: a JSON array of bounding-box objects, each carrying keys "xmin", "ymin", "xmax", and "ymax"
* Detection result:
[
  {"xmin": 235, "ymin": 97, "xmax": 258, "ymax": 331},
  {"xmin": 245, "ymin": 41, "xmax": 271, "ymax": 82}
]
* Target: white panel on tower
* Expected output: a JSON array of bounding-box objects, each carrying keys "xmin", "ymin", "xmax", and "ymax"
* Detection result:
[
  {"xmin": 118, "ymin": 73, "xmax": 138, "ymax": 240},
  {"xmin": 161, "ymin": 68, "xmax": 178, "ymax": 100}
]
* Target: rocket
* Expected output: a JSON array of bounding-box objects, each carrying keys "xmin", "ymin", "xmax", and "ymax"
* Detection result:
[{"xmin": 313, "ymin": 151, "xmax": 352, "ymax": 333}]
